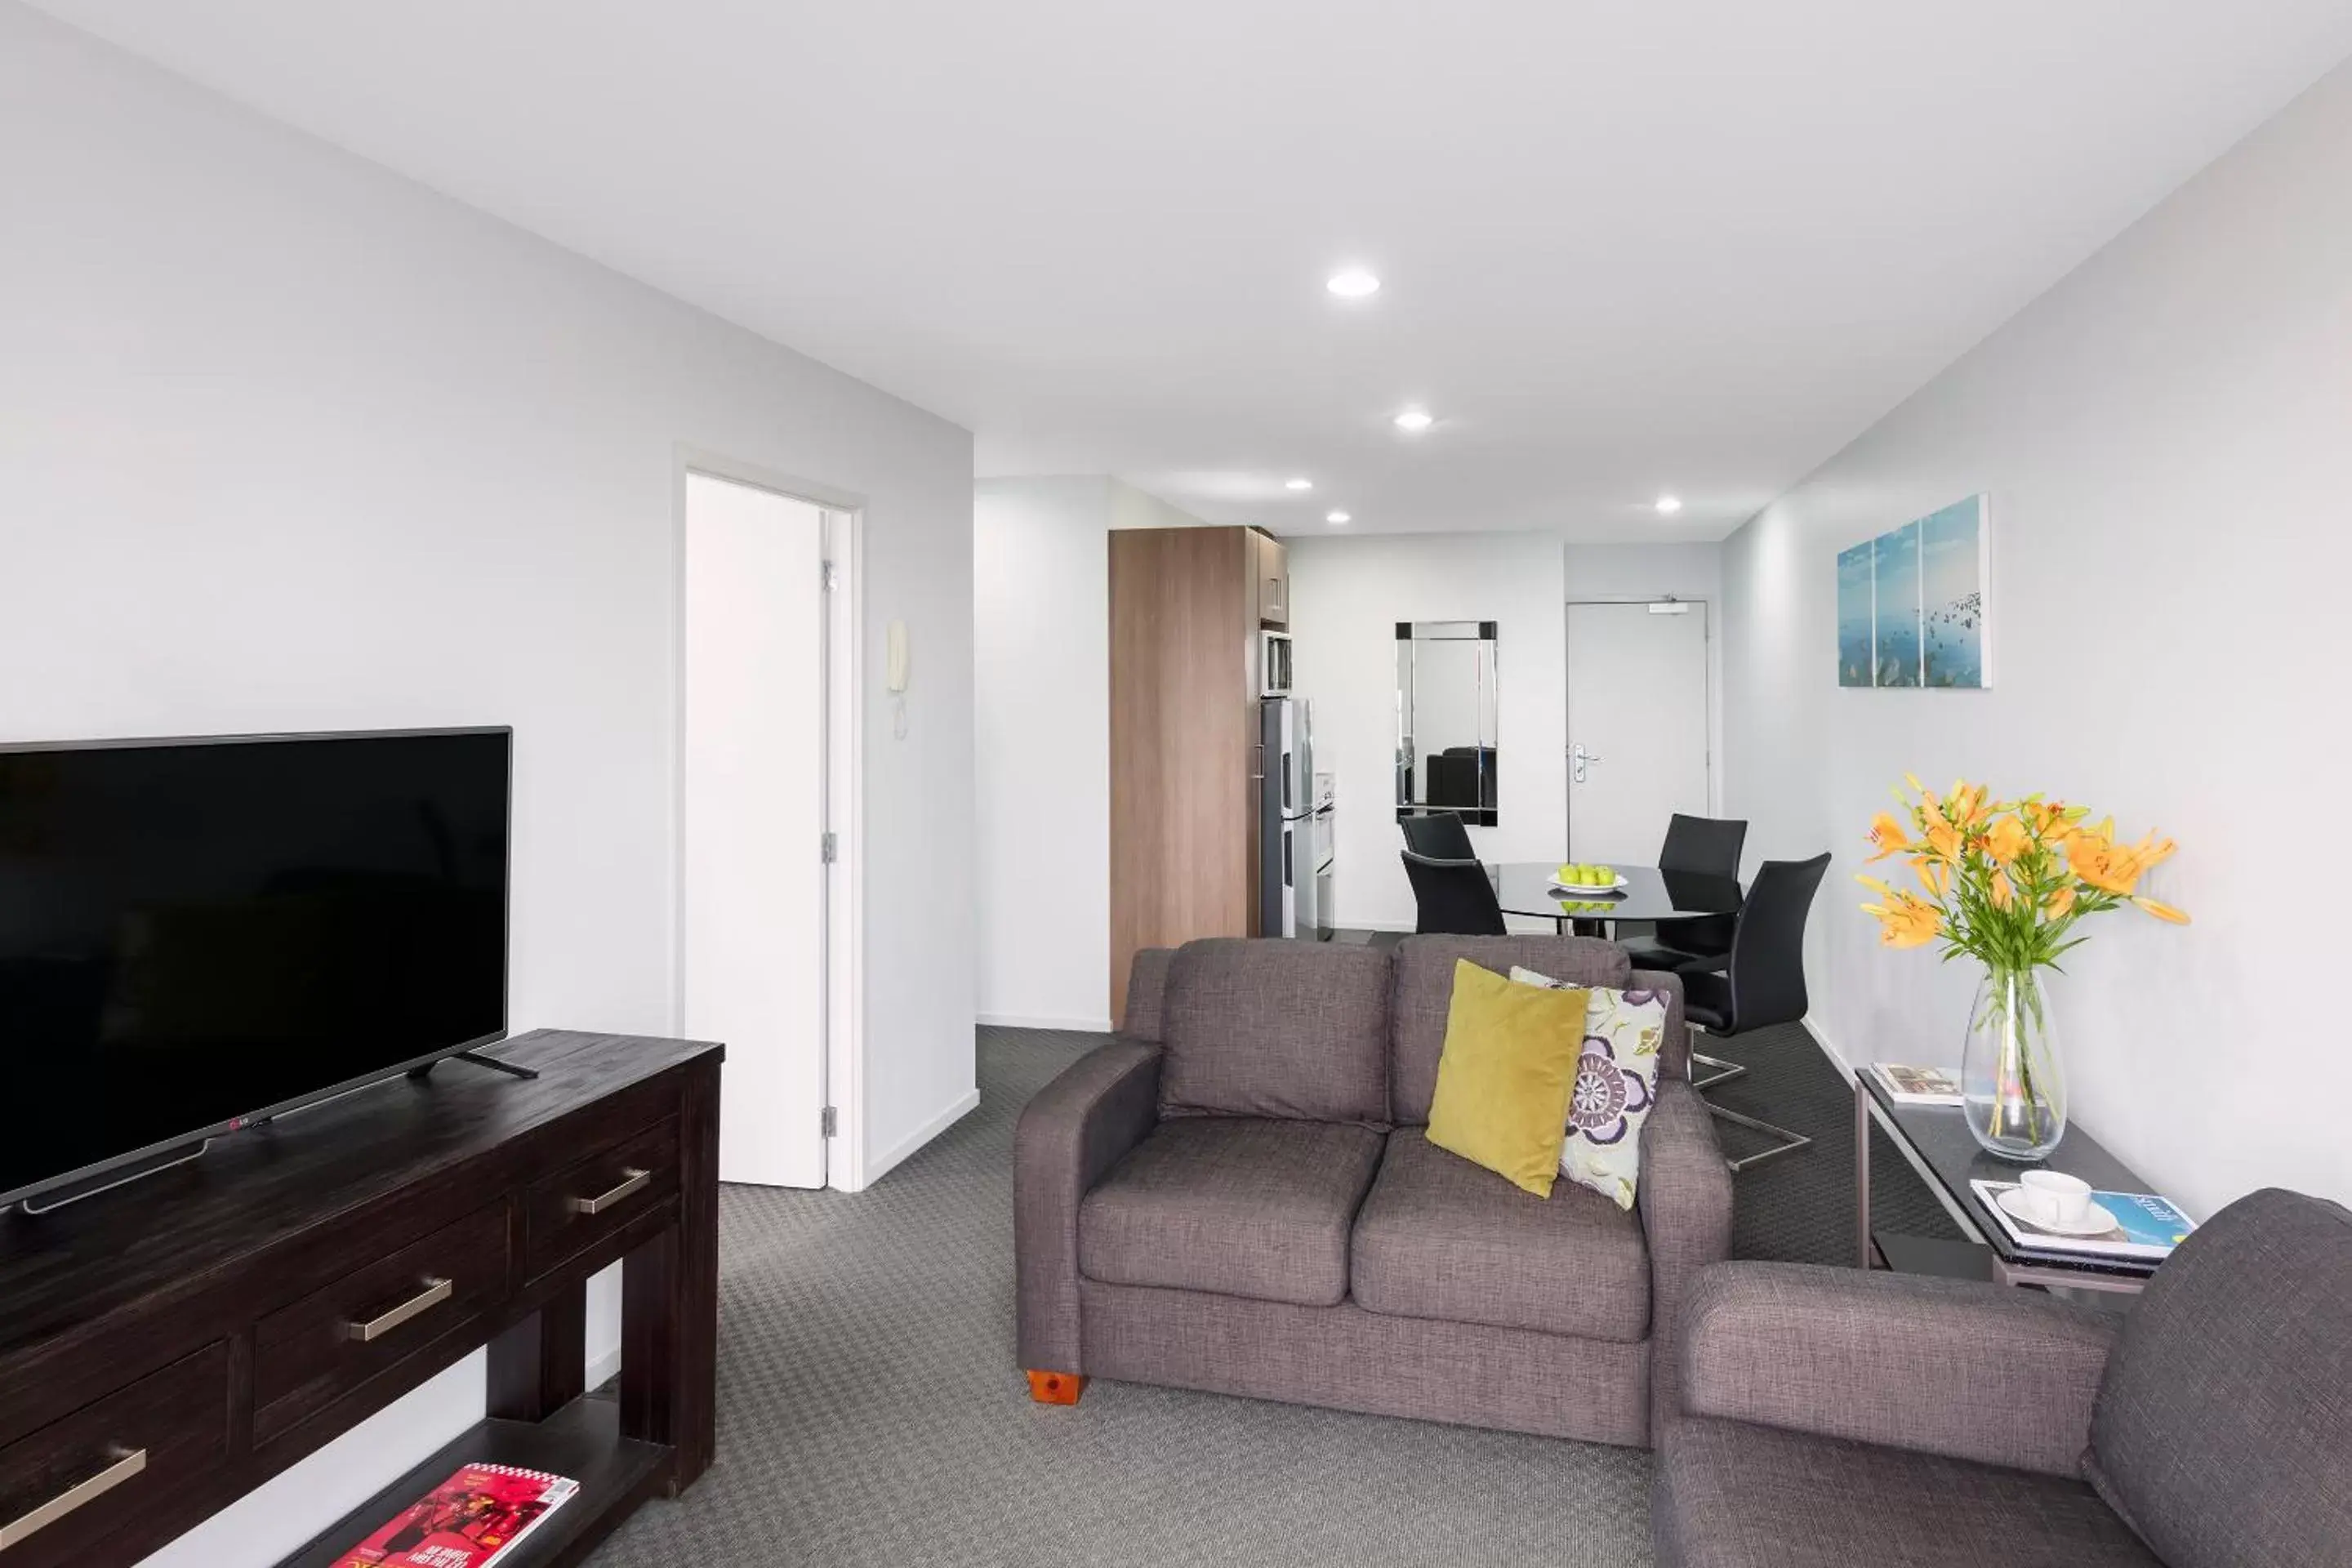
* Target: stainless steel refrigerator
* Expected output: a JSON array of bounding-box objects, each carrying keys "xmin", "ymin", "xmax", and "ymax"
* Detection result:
[{"xmin": 1259, "ymin": 698, "xmax": 1333, "ymax": 939}]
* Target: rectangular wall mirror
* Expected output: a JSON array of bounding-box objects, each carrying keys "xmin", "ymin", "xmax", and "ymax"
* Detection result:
[{"xmin": 1396, "ymin": 620, "xmax": 1499, "ymax": 827}]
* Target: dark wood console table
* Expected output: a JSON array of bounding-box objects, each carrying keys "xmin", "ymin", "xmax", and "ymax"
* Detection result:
[{"xmin": 0, "ymin": 1029, "xmax": 721, "ymax": 1568}]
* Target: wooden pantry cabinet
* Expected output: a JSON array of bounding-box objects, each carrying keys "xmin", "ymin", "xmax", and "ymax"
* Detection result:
[{"xmin": 1108, "ymin": 525, "xmax": 1285, "ymax": 1018}]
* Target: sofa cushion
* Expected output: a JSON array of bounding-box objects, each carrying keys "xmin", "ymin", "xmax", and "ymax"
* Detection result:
[
  {"xmin": 1513, "ymin": 968, "xmax": 1668, "ymax": 1211},
  {"xmin": 2086, "ymin": 1188, "xmax": 2352, "ymax": 1568},
  {"xmin": 1655, "ymin": 1417, "xmax": 2159, "ymax": 1568},
  {"xmin": 1120, "ymin": 947, "xmax": 1177, "ymax": 1041},
  {"xmin": 1160, "ymin": 938, "xmax": 1392, "ymax": 1125},
  {"xmin": 1078, "ymin": 1116, "xmax": 1384, "ymax": 1307},
  {"xmin": 1350, "ymin": 1129, "xmax": 1650, "ymax": 1343},
  {"xmin": 1389, "ymin": 936, "xmax": 1631, "ymax": 1124},
  {"xmin": 1423, "ymin": 961, "xmax": 1588, "ymax": 1198}
]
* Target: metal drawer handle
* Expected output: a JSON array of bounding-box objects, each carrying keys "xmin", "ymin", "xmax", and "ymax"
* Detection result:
[
  {"xmin": 571, "ymin": 1167, "xmax": 650, "ymax": 1217},
  {"xmin": 0, "ymin": 1447, "xmax": 146, "ymax": 1550},
  {"xmin": 345, "ymin": 1277, "xmax": 453, "ymax": 1343}
]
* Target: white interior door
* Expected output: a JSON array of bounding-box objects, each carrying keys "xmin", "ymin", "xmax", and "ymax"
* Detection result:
[
  {"xmin": 684, "ymin": 473, "xmax": 827, "ymax": 1187},
  {"xmin": 1566, "ymin": 601, "xmax": 1710, "ymax": 864}
]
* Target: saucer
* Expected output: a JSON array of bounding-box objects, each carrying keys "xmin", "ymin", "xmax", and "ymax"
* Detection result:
[{"xmin": 1998, "ymin": 1187, "xmax": 2118, "ymax": 1237}]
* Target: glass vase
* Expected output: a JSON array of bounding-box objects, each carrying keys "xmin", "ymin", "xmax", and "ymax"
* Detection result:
[{"xmin": 1959, "ymin": 964, "xmax": 2067, "ymax": 1160}]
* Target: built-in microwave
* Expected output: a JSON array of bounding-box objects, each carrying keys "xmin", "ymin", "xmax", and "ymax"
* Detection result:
[{"xmin": 1260, "ymin": 630, "xmax": 1294, "ymax": 697}]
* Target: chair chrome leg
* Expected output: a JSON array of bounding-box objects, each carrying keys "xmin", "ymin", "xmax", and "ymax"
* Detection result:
[
  {"xmin": 1706, "ymin": 1104, "xmax": 1814, "ymax": 1172},
  {"xmin": 1690, "ymin": 1051, "xmax": 1747, "ymax": 1092}
]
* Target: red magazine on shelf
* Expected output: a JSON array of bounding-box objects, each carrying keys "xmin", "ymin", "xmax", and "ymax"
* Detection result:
[{"xmin": 332, "ymin": 1463, "xmax": 580, "ymax": 1568}]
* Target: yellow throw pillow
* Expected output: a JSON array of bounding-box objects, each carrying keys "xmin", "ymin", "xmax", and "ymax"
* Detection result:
[{"xmin": 1424, "ymin": 960, "xmax": 1590, "ymax": 1198}]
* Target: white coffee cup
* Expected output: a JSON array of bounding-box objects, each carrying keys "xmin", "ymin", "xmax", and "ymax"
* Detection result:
[{"xmin": 2020, "ymin": 1169, "xmax": 2093, "ymax": 1227}]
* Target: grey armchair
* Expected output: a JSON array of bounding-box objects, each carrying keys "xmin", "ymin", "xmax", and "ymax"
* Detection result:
[{"xmin": 1654, "ymin": 1187, "xmax": 2352, "ymax": 1567}]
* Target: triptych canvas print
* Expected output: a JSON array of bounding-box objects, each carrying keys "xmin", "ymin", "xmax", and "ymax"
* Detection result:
[{"xmin": 1838, "ymin": 494, "xmax": 1989, "ymax": 689}]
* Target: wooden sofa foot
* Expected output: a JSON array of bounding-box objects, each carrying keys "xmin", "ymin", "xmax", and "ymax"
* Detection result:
[{"xmin": 1026, "ymin": 1370, "xmax": 1087, "ymax": 1405}]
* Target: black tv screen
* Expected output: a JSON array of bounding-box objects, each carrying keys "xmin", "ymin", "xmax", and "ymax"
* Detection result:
[{"xmin": 0, "ymin": 728, "xmax": 510, "ymax": 1207}]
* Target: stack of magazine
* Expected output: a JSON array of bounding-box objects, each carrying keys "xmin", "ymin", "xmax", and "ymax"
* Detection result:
[
  {"xmin": 1970, "ymin": 1179, "xmax": 2196, "ymax": 1264},
  {"xmin": 1869, "ymin": 1062, "xmax": 1962, "ymax": 1105},
  {"xmin": 332, "ymin": 1463, "xmax": 578, "ymax": 1568}
]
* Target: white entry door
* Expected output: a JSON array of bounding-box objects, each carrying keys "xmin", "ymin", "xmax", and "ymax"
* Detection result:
[
  {"xmin": 1566, "ymin": 601, "xmax": 1710, "ymax": 864},
  {"xmin": 684, "ymin": 473, "xmax": 828, "ymax": 1188}
]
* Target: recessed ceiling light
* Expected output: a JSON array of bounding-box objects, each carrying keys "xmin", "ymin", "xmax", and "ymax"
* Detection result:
[
  {"xmin": 1326, "ymin": 269, "xmax": 1380, "ymax": 299},
  {"xmin": 1393, "ymin": 408, "xmax": 1434, "ymax": 433},
  {"xmin": 1326, "ymin": 510, "xmax": 1352, "ymax": 525},
  {"xmin": 1655, "ymin": 495, "xmax": 1684, "ymax": 515},
  {"xmin": 1285, "ymin": 478, "xmax": 1313, "ymax": 492}
]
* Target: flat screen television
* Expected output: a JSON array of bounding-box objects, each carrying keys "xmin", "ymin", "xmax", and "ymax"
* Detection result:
[{"xmin": 0, "ymin": 728, "xmax": 510, "ymax": 1209}]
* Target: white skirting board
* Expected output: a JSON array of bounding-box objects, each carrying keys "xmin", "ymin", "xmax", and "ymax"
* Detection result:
[
  {"xmin": 1798, "ymin": 1015, "xmax": 1858, "ymax": 1080},
  {"xmin": 840, "ymin": 1087, "xmax": 982, "ymax": 1192},
  {"xmin": 978, "ymin": 1011, "xmax": 1114, "ymax": 1033}
]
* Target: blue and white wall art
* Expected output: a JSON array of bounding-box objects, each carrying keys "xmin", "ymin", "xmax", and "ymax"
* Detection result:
[{"xmin": 1837, "ymin": 494, "xmax": 1989, "ymax": 690}]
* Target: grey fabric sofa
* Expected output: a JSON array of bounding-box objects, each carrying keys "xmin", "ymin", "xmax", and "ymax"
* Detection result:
[
  {"xmin": 1654, "ymin": 1187, "xmax": 2352, "ymax": 1567},
  {"xmin": 1013, "ymin": 934, "xmax": 1733, "ymax": 1447}
]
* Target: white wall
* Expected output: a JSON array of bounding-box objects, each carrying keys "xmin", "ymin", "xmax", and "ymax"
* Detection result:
[
  {"xmin": 973, "ymin": 477, "xmax": 1114, "ymax": 1029},
  {"xmin": 1288, "ymin": 536, "xmax": 1726, "ymax": 931},
  {"xmin": 970, "ymin": 477, "xmax": 1214, "ymax": 1027},
  {"xmin": 1108, "ymin": 481, "xmax": 1218, "ymax": 534},
  {"xmin": 0, "ymin": 6, "xmax": 974, "ymax": 1561},
  {"xmin": 1720, "ymin": 56, "xmax": 2352, "ymax": 1219},
  {"xmin": 1287, "ymin": 533, "xmax": 1567, "ymax": 931}
]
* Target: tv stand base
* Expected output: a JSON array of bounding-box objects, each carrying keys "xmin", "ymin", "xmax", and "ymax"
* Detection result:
[
  {"xmin": 411, "ymin": 1047, "xmax": 543, "ymax": 1081},
  {"xmin": 16, "ymin": 1139, "xmax": 213, "ymax": 1216}
]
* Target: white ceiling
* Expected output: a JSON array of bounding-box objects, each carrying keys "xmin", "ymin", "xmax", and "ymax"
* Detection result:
[{"xmin": 33, "ymin": 1, "xmax": 2352, "ymax": 538}]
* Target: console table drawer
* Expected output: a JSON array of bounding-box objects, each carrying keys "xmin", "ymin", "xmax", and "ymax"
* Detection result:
[
  {"xmin": 0, "ymin": 1343, "xmax": 229, "ymax": 1568},
  {"xmin": 253, "ymin": 1200, "xmax": 510, "ymax": 1443},
  {"xmin": 523, "ymin": 1118, "xmax": 678, "ymax": 1280}
]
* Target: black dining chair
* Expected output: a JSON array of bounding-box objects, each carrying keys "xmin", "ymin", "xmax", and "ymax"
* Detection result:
[
  {"xmin": 1620, "ymin": 813, "xmax": 1747, "ymax": 973},
  {"xmin": 1399, "ymin": 811, "xmax": 1477, "ymax": 861},
  {"xmin": 1677, "ymin": 852, "xmax": 1831, "ymax": 1172},
  {"xmin": 1401, "ymin": 849, "xmax": 1508, "ymax": 936}
]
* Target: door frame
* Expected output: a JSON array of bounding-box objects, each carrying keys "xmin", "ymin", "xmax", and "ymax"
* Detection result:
[
  {"xmin": 672, "ymin": 447, "xmax": 866, "ymax": 1192},
  {"xmin": 1564, "ymin": 595, "xmax": 1717, "ymax": 857}
]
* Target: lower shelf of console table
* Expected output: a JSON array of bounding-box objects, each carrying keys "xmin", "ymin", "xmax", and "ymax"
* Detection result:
[{"xmin": 278, "ymin": 1397, "xmax": 666, "ymax": 1568}]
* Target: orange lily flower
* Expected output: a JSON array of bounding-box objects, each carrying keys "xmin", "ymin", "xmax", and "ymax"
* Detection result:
[
  {"xmin": 1865, "ymin": 811, "xmax": 1913, "ymax": 862},
  {"xmin": 2132, "ymin": 896, "xmax": 2191, "ymax": 925},
  {"xmin": 1984, "ymin": 816, "xmax": 2031, "ymax": 865},
  {"xmin": 2069, "ymin": 831, "xmax": 2177, "ymax": 896},
  {"xmin": 2045, "ymin": 886, "xmax": 2076, "ymax": 918},
  {"xmin": 1913, "ymin": 857, "xmax": 1950, "ymax": 898},
  {"xmin": 1920, "ymin": 817, "xmax": 1964, "ymax": 862},
  {"xmin": 2023, "ymin": 800, "xmax": 2080, "ymax": 843},
  {"xmin": 1871, "ymin": 892, "xmax": 1942, "ymax": 949}
]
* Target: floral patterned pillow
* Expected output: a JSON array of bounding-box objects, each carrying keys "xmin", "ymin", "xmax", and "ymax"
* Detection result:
[{"xmin": 1508, "ymin": 967, "xmax": 1667, "ymax": 1210}]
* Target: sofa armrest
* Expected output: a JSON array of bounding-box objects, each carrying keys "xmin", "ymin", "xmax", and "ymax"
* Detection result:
[
  {"xmin": 1638, "ymin": 1076, "xmax": 1734, "ymax": 1443},
  {"xmin": 1678, "ymin": 1261, "xmax": 2118, "ymax": 1476},
  {"xmin": 1013, "ymin": 1039, "xmax": 1162, "ymax": 1373}
]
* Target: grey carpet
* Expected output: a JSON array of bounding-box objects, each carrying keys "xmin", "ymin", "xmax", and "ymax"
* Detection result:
[{"xmin": 588, "ymin": 1020, "xmax": 1950, "ymax": 1568}]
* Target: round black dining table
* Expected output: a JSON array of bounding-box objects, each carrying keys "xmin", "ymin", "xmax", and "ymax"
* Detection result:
[{"xmin": 1487, "ymin": 861, "xmax": 1743, "ymax": 935}]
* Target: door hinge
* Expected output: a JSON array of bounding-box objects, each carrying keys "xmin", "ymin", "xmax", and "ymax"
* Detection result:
[
  {"xmin": 821, "ymin": 831, "xmax": 838, "ymax": 863},
  {"xmin": 821, "ymin": 559, "xmax": 838, "ymax": 592},
  {"xmin": 822, "ymin": 1106, "xmax": 838, "ymax": 1137}
]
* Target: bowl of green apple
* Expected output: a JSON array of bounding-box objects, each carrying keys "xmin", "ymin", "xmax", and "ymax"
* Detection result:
[{"xmin": 1550, "ymin": 862, "xmax": 1628, "ymax": 895}]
